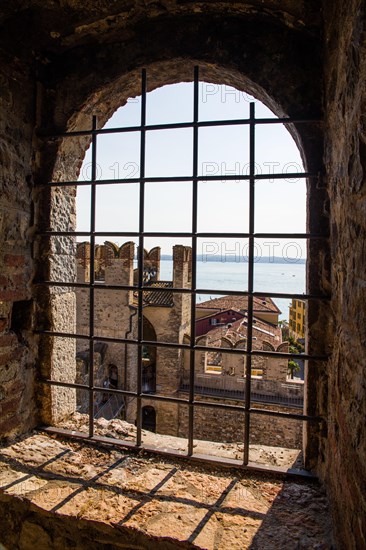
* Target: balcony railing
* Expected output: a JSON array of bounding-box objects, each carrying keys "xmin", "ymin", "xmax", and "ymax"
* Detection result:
[{"xmin": 180, "ymin": 383, "xmax": 303, "ymax": 408}]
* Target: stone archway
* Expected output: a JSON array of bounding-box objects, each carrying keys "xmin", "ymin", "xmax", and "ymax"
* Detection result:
[{"xmin": 35, "ymin": 9, "xmax": 330, "ymax": 471}]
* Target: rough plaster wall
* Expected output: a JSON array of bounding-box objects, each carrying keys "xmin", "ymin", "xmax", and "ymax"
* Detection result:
[
  {"xmin": 0, "ymin": 55, "xmax": 37, "ymax": 438},
  {"xmin": 323, "ymin": 1, "xmax": 366, "ymax": 547}
]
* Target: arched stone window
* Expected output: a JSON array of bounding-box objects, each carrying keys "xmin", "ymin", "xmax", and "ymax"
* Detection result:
[{"xmin": 35, "ymin": 19, "xmax": 329, "ymax": 472}]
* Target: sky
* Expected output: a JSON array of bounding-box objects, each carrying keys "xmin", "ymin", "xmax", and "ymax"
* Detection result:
[{"xmin": 76, "ymin": 82, "xmax": 306, "ymax": 262}]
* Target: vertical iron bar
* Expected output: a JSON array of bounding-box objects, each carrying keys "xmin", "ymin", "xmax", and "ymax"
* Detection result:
[
  {"xmin": 188, "ymin": 66, "xmax": 199, "ymax": 456},
  {"xmin": 88, "ymin": 115, "xmax": 97, "ymax": 437},
  {"xmin": 243, "ymin": 103, "xmax": 256, "ymax": 464},
  {"xmin": 136, "ymin": 69, "xmax": 147, "ymax": 447}
]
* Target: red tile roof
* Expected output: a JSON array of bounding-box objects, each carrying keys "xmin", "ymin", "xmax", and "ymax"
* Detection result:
[
  {"xmin": 202, "ymin": 315, "xmax": 282, "ymax": 344},
  {"xmin": 133, "ymin": 281, "xmax": 174, "ymax": 307},
  {"xmin": 196, "ymin": 295, "xmax": 281, "ymax": 314}
]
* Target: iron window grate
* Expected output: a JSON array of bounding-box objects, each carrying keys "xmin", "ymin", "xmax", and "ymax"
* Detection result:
[{"xmin": 35, "ymin": 66, "xmax": 329, "ymax": 474}]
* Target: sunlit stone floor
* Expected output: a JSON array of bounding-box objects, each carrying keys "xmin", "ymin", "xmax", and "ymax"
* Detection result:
[{"xmin": 0, "ymin": 430, "xmax": 334, "ymax": 549}]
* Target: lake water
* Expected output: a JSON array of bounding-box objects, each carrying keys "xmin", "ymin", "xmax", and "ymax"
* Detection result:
[{"xmin": 159, "ymin": 260, "xmax": 306, "ymax": 320}]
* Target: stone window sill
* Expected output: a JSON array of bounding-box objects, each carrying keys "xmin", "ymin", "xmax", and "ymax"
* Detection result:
[{"xmin": 0, "ymin": 432, "xmax": 333, "ymax": 549}]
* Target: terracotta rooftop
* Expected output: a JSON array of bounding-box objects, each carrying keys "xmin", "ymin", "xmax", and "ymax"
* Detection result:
[
  {"xmin": 204, "ymin": 315, "xmax": 282, "ymax": 345},
  {"xmin": 197, "ymin": 295, "xmax": 281, "ymax": 314},
  {"xmin": 133, "ymin": 281, "xmax": 174, "ymax": 308}
]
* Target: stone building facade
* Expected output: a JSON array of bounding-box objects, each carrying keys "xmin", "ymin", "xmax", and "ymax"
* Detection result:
[
  {"xmin": 75, "ymin": 241, "xmax": 302, "ymax": 447},
  {"xmin": 289, "ymin": 298, "xmax": 306, "ymax": 339},
  {"xmin": 0, "ymin": 2, "xmax": 365, "ymax": 548},
  {"xmin": 76, "ymin": 241, "xmax": 192, "ymax": 434}
]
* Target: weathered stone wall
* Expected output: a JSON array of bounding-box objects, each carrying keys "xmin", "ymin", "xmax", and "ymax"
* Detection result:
[
  {"xmin": 0, "ymin": 53, "xmax": 38, "ymax": 439},
  {"xmin": 322, "ymin": 0, "xmax": 366, "ymax": 547},
  {"xmin": 76, "ymin": 250, "xmax": 138, "ymax": 422},
  {"xmin": 177, "ymin": 397, "xmax": 302, "ymax": 449},
  {"xmin": 0, "ymin": 490, "xmax": 188, "ymax": 550}
]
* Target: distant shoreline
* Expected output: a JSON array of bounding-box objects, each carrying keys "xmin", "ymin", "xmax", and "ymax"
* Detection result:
[{"xmin": 159, "ymin": 255, "xmax": 306, "ymax": 265}]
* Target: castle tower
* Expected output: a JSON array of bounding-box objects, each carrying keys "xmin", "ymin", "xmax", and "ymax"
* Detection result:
[{"xmin": 173, "ymin": 245, "xmax": 192, "ymax": 288}]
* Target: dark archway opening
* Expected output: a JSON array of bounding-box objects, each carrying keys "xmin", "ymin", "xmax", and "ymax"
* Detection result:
[
  {"xmin": 142, "ymin": 406, "xmax": 156, "ymax": 432},
  {"xmin": 142, "ymin": 317, "xmax": 157, "ymax": 393}
]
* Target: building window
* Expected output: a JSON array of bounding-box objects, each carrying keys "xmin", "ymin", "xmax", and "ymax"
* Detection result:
[{"xmin": 37, "ymin": 66, "xmax": 327, "ymax": 472}]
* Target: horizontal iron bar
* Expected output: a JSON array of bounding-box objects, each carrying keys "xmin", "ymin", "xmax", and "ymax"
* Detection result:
[
  {"xmin": 195, "ymin": 289, "xmax": 330, "ymax": 300},
  {"xmin": 249, "ymin": 406, "xmax": 316, "ymax": 421},
  {"xmin": 41, "ymin": 172, "xmax": 316, "ymax": 188},
  {"xmin": 253, "ymin": 233, "xmax": 318, "ymax": 239},
  {"xmin": 264, "ymin": 293, "xmax": 329, "ymax": 301},
  {"xmin": 35, "ymin": 330, "xmax": 328, "ymax": 360},
  {"xmin": 35, "ymin": 281, "xmax": 88, "ymax": 289},
  {"xmin": 41, "ymin": 379, "xmax": 90, "ymax": 391},
  {"xmin": 35, "ymin": 330, "xmax": 138, "ymax": 345},
  {"xmin": 192, "ymin": 344, "xmax": 327, "ymax": 361},
  {"xmin": 39, "ymin": 426, "xmax": 315, "ymax": 478},
  {"xmin": 35, "ymin": 280, "xmax": 192, "ymax": 293},
  {"xmin": 36, "ymin": 230, "xmax": 186, "ymax": 237},
  {"xmin": 35, "ymin": 229, "xmax": 327, "ymax": 240},
  {"xmin": 41, "ymin": 116, "xmax": 322, "ymax": 139},
  {"xmin": 254, "ymin": 173, "xmax": 313, "ymax": 181},
  {"xmin": 251, "ymin": 117, "xmax": 321, "ymax": 125},
  {"xmin": 127, "ymin": 393, "xmax": 189, "ymax": 405},
  {"xmin": 32, "ymin": 281, "xmax": 330, "ymax": 300},
  {"xmin": 36, "ymin": 330, "xmax": 91, "ymax": 340}
]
